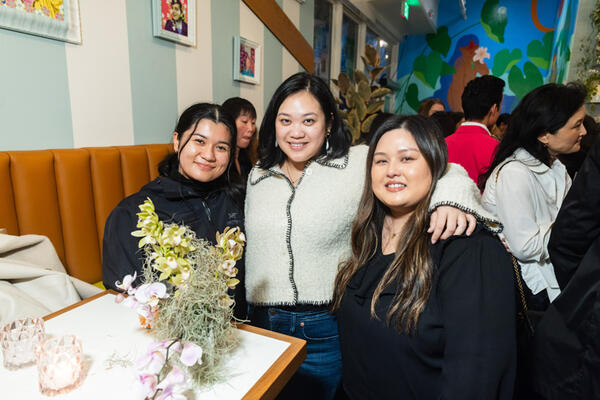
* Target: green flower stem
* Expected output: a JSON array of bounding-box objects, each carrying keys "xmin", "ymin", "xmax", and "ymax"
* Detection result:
[
  {"xmin": 152, "ymin": 338, "xmax": 182, "ymax": 400},
  {"xmin": 451, "ymin": 22, "xmax": 481, "ymax": 39}
]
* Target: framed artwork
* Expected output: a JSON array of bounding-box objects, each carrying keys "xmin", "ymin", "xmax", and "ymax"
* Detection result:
[
  {"xmin": 233, "ymin": 35, "xmax": 261, "ymax": 85},
  {"xmin": 0, "ymin": 0, "xmax": 82, "ymax": 44},
  {"xmin": 152, "ymin": 0, "xmax": 196, "ymax": 47}
]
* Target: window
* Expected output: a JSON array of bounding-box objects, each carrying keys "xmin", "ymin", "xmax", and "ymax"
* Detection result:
[
  {"xmin": 341, "ymin": 13, "xmax": 358, "ymax": 80},
  {"xmin": 313, "ymin": 0, "xmax": 332, "ymax": 82}
]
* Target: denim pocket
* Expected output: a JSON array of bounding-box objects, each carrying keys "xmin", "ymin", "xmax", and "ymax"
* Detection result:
[{"xmin": 300, "ymin": 313, "xmax": 339, "ymax": 341}]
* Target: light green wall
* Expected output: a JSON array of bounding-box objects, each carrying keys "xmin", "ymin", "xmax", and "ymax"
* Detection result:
[
  {"xmin": 126, "ymin": 0, "xmax": 179, "ymax": 145},
  {"xmin": 0, "ymin": 29, "xmax": 73, "ymax": 151},
  {"xmin": 263, "ymin": 0, "xmax": 284, "ymax": 109},
  {"xmin": 211, "ymin": 0, "xmax": 241, "ymax": 104}
]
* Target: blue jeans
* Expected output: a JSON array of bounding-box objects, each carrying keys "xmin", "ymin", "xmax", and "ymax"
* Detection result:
[{"xmin": 248, "ymin": 306, "xmax": 342, "ymax": 400}]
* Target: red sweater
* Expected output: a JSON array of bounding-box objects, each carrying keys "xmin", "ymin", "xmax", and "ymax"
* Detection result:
[{"xmin": 445, "ymin": 123, "xmax": 499, "ymax": 185}]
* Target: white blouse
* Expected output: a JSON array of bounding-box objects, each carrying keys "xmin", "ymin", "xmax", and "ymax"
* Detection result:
[{"xmin": 482, "ymin": 148, "xmax": 571, "ymax": 301}]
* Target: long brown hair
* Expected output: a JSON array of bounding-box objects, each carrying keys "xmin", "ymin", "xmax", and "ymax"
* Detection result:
[{"xmin": 332, "ymin": 115, "xmax": 448, "ymax": 332}]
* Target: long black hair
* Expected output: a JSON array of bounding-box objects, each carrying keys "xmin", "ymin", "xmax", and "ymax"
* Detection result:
[
  {"xmin": 479, "ymin": 82, "xmax": 586, "ymax": 189},
  {"xmin": 158, "ymin": 103, "xmax": 244, "ymax": 204},
  {"xmin": 257, "ymin": 72, "xmax": 351, "ymax": 169}
]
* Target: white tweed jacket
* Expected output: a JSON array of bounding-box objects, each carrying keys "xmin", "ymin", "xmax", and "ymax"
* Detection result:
[{"xmin": 244, "ymin": 145, "xmax": 499, "ymax": 306}]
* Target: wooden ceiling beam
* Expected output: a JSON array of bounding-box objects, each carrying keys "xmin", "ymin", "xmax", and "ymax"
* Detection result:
[{"xmin": 242, "ymin": 0, "xmax": 314, "ymax": 73}]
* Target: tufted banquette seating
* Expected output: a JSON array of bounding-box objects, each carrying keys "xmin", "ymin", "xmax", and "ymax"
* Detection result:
[{"xmin": 0, "ymin": 144, "xmax": 173, "ymax": 285}]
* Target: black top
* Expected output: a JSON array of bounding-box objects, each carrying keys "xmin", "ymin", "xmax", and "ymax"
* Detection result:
[
  {"xmin": 337, "ymin": 226, "xmax": 516, "ymax": 400},
  {"xmin": 101, "ymin": 174, "xmax": 247, "ymax": 318},
  {"xmin": 238, "ymin": 149, "xmax": 253, "ymax": 182},
  {"xmin": 531, "ymin": 138, "xmax": 600, "ymax": 398}
]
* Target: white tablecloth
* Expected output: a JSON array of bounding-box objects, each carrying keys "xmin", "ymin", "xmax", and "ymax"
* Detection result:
[{"xmin": 0, "ymin": 293, "xmax": 290, "ymax": 399}]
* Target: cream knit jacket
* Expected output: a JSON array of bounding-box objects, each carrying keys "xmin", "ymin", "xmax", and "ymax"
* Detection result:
[{"xmin": 244, "ymin": 145, "xmax": 499, "ymax": 306}]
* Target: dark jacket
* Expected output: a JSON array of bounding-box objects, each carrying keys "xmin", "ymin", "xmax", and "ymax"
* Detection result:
[
  {"xmin": 337, "ymin": 225, "xmax": 516, "ymax": 400},
  {"xmin": 102, "ymin": 175, "xmax": 247, "ymax": 318},
  {"xmin": 532, "ymin": 139, "xmax": 600, "ymax": 399}
]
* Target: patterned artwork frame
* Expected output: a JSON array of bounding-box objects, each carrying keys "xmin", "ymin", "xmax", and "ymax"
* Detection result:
[
  {"xmin": 152, "ymin": 0, "xmax": 196, "ymax": 47},
  {"xmin": 233, "ymin": 35, "xmax": 261, "ymax": 85},
  {"xmin": 0, "ymin": 0, "xmax": 81, "ymax": 44}
]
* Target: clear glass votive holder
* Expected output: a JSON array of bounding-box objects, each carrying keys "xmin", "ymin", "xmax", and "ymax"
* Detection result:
[
  {"xmin": 1, "ymin": 317, "xmax": 45, "ymax": 369},
  {"xmin": 36, "ymin": 334, "xmax": 84, "ymax": 396}
]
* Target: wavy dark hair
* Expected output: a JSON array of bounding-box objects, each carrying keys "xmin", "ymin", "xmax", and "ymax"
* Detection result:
[
  {"xmin": 332, "ymin": 115, "xmax": 448, "ymax": 333},
  {"xmin": 257, "ymin": 72, "xmax": 351, "ymax": 169},
  {"xmin": 461, "ymin": 75, "xmax": 505, "ymax": 120},
  {"xmin": 158, "ymin": 103, "xmax": 244, "ymax": 205},
  {"xmin": 479, "ymin": 82, "xmax": 586, "ymax": 189}
]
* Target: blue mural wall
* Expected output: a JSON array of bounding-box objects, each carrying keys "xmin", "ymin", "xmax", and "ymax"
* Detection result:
[{"xmin": 394, "ymin": 0, "xmax": 579, "ymax": 114}]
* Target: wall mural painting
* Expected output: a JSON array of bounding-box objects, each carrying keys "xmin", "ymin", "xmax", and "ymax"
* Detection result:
[{"xmin": 395, "ymin": 0, "xmax": 579, "ymax": 115}]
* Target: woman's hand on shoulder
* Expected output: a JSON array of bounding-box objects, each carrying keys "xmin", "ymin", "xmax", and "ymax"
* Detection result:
[{"xmin": 428, "ymin": 206, "xmax": 477, "ymax": 244}]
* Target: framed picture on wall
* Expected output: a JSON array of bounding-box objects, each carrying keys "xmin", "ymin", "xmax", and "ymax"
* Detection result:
[
  {"xmin": 0, "ymin": 0, "xmax": 82, "ymax": 44},
  {"xmin": 152, "ymin": 0, "xmax": 196, "ymax": 47},
  {"xmin": 233, "ymin": 35, "xmax": 261, "ymax": 85}
]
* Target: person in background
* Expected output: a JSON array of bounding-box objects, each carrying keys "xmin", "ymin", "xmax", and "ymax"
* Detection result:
[
  {"xmin": 244, "ymin": 72, "xmax": 496, "ymax": 400},
  {"xmin": 430, "ymin": 111, "xmax": 465, "ymax": 138},
  {"xmin": 481, "ymin": 83, "xmax": 587, "ymax": 307},
  {"xmin": 559, "ymin": 114, "xmax": 599, "ymax": 178},
  {"xmin": 333, "ymin": 115, "xmax": 515, "ymax": 400},
  {"xmin": 531, "ymin": 137, "xmax": 600, "ymax": 399},
  {"xmin": 446, "ymin": 75, "xmax": 505, "ymax": 184},
  {"xmin": 418, "ymin": 98, "xmax": 445, "ymax": 117},
  {"xmin": 222, "ymin": 97, "xmax": 258, "ymax": 181},
  {"xmin": 492, "ymin": 113, "xmax": 511, "ymax": 140},
  {"xmin": 102, "ymin": 103, "xmax": 247, "ymax": 318}
]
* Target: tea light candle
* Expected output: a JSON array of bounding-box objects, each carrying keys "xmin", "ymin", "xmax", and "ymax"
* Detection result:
[
  {"xmin": 1, "ymin": 317, "xmax": 45, "ymax": 369},
  {"xmin": 36, "ymin": 335, "xmax": 84, "ymax": 396}
]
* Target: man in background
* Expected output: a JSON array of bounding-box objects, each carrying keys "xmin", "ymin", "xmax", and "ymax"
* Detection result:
[{"xmin": 445, "ymin": 75, "xmax": 505, "ymax": 184}]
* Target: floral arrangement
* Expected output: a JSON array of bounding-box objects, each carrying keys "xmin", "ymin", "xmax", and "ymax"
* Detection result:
[{"xmin": 114, "ymin": 198, "xmax": 245, "ymax": 399}]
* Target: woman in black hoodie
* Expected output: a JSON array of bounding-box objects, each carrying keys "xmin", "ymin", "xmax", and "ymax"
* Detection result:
[{"xmin": 102, "ymin": 103, "xmax": 246, "ymax": 317}]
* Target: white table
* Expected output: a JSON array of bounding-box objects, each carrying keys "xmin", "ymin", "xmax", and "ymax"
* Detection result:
[{"xmin": 0, "ymin": 292, "xmax": 306, "ymax": 399}]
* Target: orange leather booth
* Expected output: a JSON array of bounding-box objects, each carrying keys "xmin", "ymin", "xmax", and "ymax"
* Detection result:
[{"xmin": 0, "ymin": 144, "xmax": 173, "ymax": 284}]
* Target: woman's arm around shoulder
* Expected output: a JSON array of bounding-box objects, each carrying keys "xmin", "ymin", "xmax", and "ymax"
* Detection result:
[{"xmin": 436, "ymin": 228, "xmax": 516, "ymax": 399}]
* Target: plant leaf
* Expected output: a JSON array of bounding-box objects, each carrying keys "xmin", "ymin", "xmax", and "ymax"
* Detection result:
[
  {"xmin": 426, "ymin": 26, "xmax": 451, "ymax": 57},
  {"xmin": 491, "ymin": 48, "xmax": 522, "ymax": 76},
  {"xmin": 406, "ymin": 83, "xmax": 420, "ymax": 112},
  {"xmin": 361, "ymin": 56, "xmax": 370, "ymax": 70},
  {"xmin": 481, "ymin": 0, "xmax": 508, "ymax": 43},
  {"xmin": 370, "ymin": 87, "xmax": 392, "ymax": 99},
  {"xmin": 413, "ymin": 52, "xmax": 443, "ymax": 88},
  {"xmin": 348, "ymin": 109, "xmax": 359, "ymax": 130},
  {"xmin": 440, "ymin": 62, "xmax": 456, "ymax": 76},
  {"xmin": 365, "ymin": 44, "xmax": 378, "ymax": 66},
  {"xmin": 370, "ymin": 67, "xmax": 386, "ymax": 82},
  {"xmin": 354, "ymin": 69, "xmax": 368, "ymax": 84},
  {"xmin": 527, "ymin": 31, "xmax": 554, "ymax": 70},
  {"xmin": 358, "ymin": 80, "xmax": 371, "ymax": 101},
  {"xmin": 366, "ymin": 100, "xmax": 385, "ymax": 115},
  {"xmin": 355, "ymin": 97, "xmax": 367, "ymax": 120},
  {"xmin": 508, "ymin": 62, "xmax": 543, "ymax": 99},
  {"xmin": 361, "ymin": 113, "xmax": 378, "ymax": 133},
  {"xmin": 338, "ymin": 72, "xmax": 351, "ymax": 95}
]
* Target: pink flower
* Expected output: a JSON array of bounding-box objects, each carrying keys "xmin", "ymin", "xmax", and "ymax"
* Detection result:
[
  {"xmin": 41, "ymin": 5, "xmax": 50, "ymax": 15},
  {"xmin": 473, "ymin": 46, "xmax": 490, "ymax": 64},
  {"xmin": 6, "ymin": 0, "xmax": 16, "ymax": 8},
  {"xmin": 135, "ymin": 282, "xmax": 168, "ymax": 306},
  {"xmin": 136, "ymin": 347, "xmax": 166, "ymax": 375},
  {"xmin": 179, "ymin": 342, "xmax": 202, "ymax": 367},
  {"xmin": 56, "ymin": 12, "xmax": 64, "ymax": 21},
  {"xmin": 116, "ymin": 272, "xmax": 137, "ymax": 294},
  {"xmin": 135, "ymin": 374, "xmax": 157, "ymax": 399},
  {"xmin": 158, "ymin": 365, "xmax": 185, "ymax": 389}
]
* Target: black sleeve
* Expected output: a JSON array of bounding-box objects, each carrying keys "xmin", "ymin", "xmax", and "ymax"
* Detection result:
[
  {"xmin": 438, "ymin": 234, "xmax": 517, "ymax": 400},
  {"xmin": 101, "ymin": 203, "xmax": 145, "ymax": 291},
  {"xmin": 550, "ymin": 139, "xmax": 600, "ymax": 288}
]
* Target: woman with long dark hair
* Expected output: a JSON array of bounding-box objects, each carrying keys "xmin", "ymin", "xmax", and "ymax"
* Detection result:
[
  {"xmin": 481, "ymin": 83, "xmax": 587, "ymax": 306},
  {"xmin": 222, "ymin": 97, "xmax": 257, "ymax": 180},
  {"xmin": 102, "ymin": 103, "xmax": 246, "ymax": 316},
  {"xmin": 333, "ymin": 115, "xmax": 516, "ymax": 399},
  {"xmin": 244, "ymin": 72, "xmax": 497, "ymax": 399}
]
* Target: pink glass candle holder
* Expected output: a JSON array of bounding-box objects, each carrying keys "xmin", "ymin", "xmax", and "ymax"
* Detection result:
[
  {"xmin": 36, "ymin": 335, "xmax": 84, "ymax": 396},
  {"xmin": 1, "ymin": 317, "xmax": 45, "ymax": 369}
]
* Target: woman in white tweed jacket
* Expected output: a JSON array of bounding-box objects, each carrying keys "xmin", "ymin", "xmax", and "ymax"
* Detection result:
[{"xmin": 245, "ymin": 73, "xmax": 498, "ymax": 400}]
